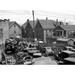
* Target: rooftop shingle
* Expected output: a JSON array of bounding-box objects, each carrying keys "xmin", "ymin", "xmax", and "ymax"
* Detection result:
[
  {"xmin": 38, "ymin": 19, "xmax": 56, "ymax": 29},
  {"xmin": 61, "ymin": 25, "xmax": 75, "ymax": 31},
  {"xmin": 9, "ymin": 21, "xmax": 21, "ymax": 29}
]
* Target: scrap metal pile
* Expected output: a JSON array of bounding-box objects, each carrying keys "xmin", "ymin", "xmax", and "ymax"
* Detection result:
[
  {"xmin": 1, "ymin": 38, "xmax": 43, "ymax": 65},
  {"xmin": 1, "ymin": 37, "xmax": 75, "ymax": 65}
]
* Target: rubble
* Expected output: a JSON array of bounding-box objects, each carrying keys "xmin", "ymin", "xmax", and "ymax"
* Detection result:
[{"xmin": 0, "ymin": 37, "xmax": 75, "ymax": 65}]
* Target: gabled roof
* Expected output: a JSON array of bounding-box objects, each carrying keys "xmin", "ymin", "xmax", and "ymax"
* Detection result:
[
  {"xmin": 53, "ymin": 21, "xmax": 64, "ymax": 27},
  {"xmin": 29, "ymin": 21, "xmax": 36, "ymax": 28},
  {"xmin": 38, "ymin": 19, "xmax": 56, "ymax": 29},
  {"xmin": 9, "ymin": 21, "xmax": 21, "ymax": 29},
  {"xmin": 53, "ymin": 26, "xmax": 64, "ymax": 31},
  {"xmin": 22, "ymin": 20, "xmax": 36, "ymax": 29},
  {"xmin": 61, "ymin": 25, "xmax": 75, "ymax": 31},
  {"xmin": 22, "ymin": 19, "xmax": 65, "ymax": 30},
  {"xmin": 9, "ymin": 21, "xmax": 15, "ymax": 28}
]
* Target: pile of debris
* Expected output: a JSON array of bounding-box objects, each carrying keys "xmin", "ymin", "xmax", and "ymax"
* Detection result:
[
  {"xmin": 1, "ymin": 37, "xmax": 75, "ymax": 65},
  {"xmin": 0, "ymin": 38, "xmax": 42, "ymax": 65}
]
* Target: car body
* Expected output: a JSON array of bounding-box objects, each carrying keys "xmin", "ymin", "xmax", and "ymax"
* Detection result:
[
  {"xmin": 23, "ymin": 56, "xmax": 34, "ymax": 65},
  {"xmin": 44, "ymin": 47, "xmax": 54, "ymax": 56},
  {"xmin": 33, "ymin": 52, "xmax": 42, "ymax": 57}
]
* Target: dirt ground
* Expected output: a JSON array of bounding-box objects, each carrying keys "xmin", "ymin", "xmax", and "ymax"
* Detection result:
[{"xmin": 33, "ymin": 56, "xmax": 57, "ymax": 65}]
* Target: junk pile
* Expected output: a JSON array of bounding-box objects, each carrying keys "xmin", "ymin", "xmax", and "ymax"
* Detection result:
[
  {"xmin": 1, "ymin": 38, "xmax": 37, "ymax": 65},
  {"xmin": 0, "ymin": 38, "xmax": 44, "ymax": 65},
  {"xmin": 1, "ymin": 37, "xmax": 75, "ymax": 65}
]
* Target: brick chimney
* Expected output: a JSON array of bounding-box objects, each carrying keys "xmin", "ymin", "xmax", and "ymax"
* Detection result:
[
  {"xmin": 27, "ymin": 19, "xmax": 29, "ymax": 21},
  {"xmin": 36, "ymin": 18, "xmax": 39, "ymax": 21},
  {"xmin": 27, "ymin": 19, "xmax": 29, "ymax": 23},
  {"xmin": 46, "ymin": 17, "xmax": 48, "ymax": 20},
  {"xmin": 56, "ymin": 19, "xmax": 58, "ymax": 23},
  {"xmin": 56, "ymin": 19, "xmax": 59, "ymax": 26},
  {"xmin": 60, "ymin": 22, "xmax": 62, "ymax": 25},
  {"xmin": 66, "ymin": 22, "xmax": 68, "ymax": 25},
  {"xmin": 8, "ymin": 19, "xmax": 10, "ymax": 21}
]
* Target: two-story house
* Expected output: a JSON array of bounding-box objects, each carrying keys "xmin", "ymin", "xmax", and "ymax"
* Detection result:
[
  {"xmin": 52, "ymin": 21, "xmax": 75, "ymax": 39},
  {"xmin": 34, "ymin": 19, "xmax": 55, "ymax": 42},
  {"xmin": 22, "ymin": 19, "xmax": 36, "ymax": 39},
  {"xmin": 9, "ymin": 21, "xmax": 22, "ymax": 38},
  {"xmin": 61, "ymin": 24, "xmax": 75, "ymax": 38},
  {"xmin": 0, "ymin": 19, "xmax": 9, "ymax": 44}
]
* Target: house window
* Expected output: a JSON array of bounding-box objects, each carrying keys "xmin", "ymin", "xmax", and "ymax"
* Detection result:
[
  {"xmin": 14, "ymin": 25, "xmax": 16, "ymax": 27},
  {"xmin": 14, "ymin": 31, "xmax": 16, "ymax": 34},
  {"xmin": 46, "ymin": 30, "xmax": 52, "ymax": 37},
  {"xmin": 0, "ymin": 29, "xmax": 3, "ymax": 39},
  {"xmin": 49, "ymin": 29, "xmax": 52, "ymax": 32},
  {"xmin": 68, "ymin": 31, "xmax": 75, "ymax": 38},
  {"xmin": 47, "ymin": 30, "xmax": 49, "ymax": 33},
  {"xmin": 64, "ymin": 31, "xmax": 66, "ymax": 37},
  {"xmin": 53, "ymin": 30, "xmax": 62, "ymax": 37}
]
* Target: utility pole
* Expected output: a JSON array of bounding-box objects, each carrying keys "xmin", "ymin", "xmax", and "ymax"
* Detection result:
[{"xmin": 32, "ymin": 10, "xmax": 35, "ymax": 39}]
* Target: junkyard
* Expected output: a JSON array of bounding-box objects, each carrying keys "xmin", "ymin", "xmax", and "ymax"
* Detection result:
[
  {"xmin": 0, "ymin": 37, "xmax": 75, "ymax": 65},
  {"xmin": 0, "ymin": 10, "xmax": 75, "ymax": 65}
]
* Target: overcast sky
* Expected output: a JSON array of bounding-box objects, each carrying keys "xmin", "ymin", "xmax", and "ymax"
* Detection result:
[
  {"xmin": 0, "ymin": 0, "xmax": 75, "ymax": 74},
  {"xmin": 0, "ymin": 10, "xmax": 75, "ymax": 25},
  {"xmin": 0, "ymin": 0, "xmax": 75, "ymax": 25}
]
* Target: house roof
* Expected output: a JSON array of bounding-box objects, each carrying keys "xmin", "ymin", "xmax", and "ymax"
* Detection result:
[
  {"xmin": 61, "ymin": 25, "xmax": 75, "ymax": 31},
  {"xmin": 53, "ymin": 21, "xmax": 64, "ymax": 27},
  {"xmin": 9, "ymin": 21, "xmax": 21, "ymax": 29},
  {"xmin": 22, "ymin": 20, "xmax": 36, "ymax": 29},
  {"xmin": 22, "ymin": 19, "xmax": 64, "ymax": 30},
  {"xmin": 29, "ymin": 21, "xmax": 36, "ymax": 28},
  {"xmin": 53, "ymin": 26, "xmax": 64, "ymax": 31},
  {"xmin": 38, "ymin": 19, "xmax": 56, "ymax": 29}
]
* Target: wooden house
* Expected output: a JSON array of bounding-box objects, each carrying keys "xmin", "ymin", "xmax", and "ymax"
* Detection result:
[
  {"xmin": 61, "ymin": 24, "xmax": 75, "ymax": 38},
  {"xmin": 22, "ymin": 19, "xmax": 36, "ymax": 39},
  {"xmin": 9, "ymin": 21, "xmax": 22, "ymax": 38},
  {"xmin": 0, "ymin": 19, "xmax": 9, "ymax": 44},
  {"xmin": 34, "ymin": 19, "xmax": 55, "ymax": 42},
  {"xmin": 52, "ymin": 21, "xmax": 75, "ymax": 39}
]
